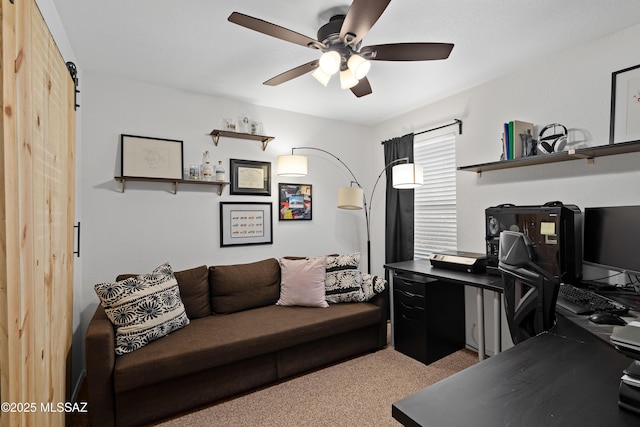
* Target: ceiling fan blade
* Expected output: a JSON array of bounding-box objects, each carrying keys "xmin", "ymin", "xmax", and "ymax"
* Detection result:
[
  {"xmin": 229, "ymin": 12, "xmax": 320, "ymax": 49},
  {"xmin": 362, "ymin": 43, "xmax": 454, "ymax": 61},
  {"xmin": 350, "ymin": 77, "xmax": 372, "ymax": 98},
  {"xmin": 263, "ymin": 60, "xmax": 319, "ymax": 86},
  {"xmin": 340, "ymin": 0, "xmax": 391, "ymax": 47}
]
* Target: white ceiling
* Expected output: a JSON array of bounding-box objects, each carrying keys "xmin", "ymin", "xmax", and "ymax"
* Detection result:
[{"xmin": 51, "ymin": 0, "xmax": 640, "ymax": 126}]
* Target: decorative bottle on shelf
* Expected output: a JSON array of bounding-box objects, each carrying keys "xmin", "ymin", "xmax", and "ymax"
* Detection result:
[
  {"xmin": 201, "ymin": 151, "xmax": 213, "ymax": 181},
  {"xmin": 215, "ymin": 161, "xmax": 226, "ymax": 182}
]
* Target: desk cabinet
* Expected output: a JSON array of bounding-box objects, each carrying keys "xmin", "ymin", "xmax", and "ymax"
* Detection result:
[{"xmin": 393, "ymin": 272, "xmax": 466, "ymax": 364}]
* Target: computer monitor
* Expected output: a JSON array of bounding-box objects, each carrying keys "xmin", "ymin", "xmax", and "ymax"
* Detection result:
[
  {"xmin": 583, "ymin": 205, "xmax": 640, "ymax": 275},
  {"xmin": 498, "ymin": 231, "xmax": 560, "ymax": 344}
]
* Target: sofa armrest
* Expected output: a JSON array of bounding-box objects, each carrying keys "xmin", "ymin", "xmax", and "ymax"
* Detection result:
[
  {"xmin": 369, "ymin": 285, "xmax": 389, "ymax": 348},
  {"xmin": 85, "ymin": 305, "xmax": 116, "ymax": 427}
]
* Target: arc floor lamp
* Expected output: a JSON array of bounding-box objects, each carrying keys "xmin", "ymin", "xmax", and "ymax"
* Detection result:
[{"xmin": 277, "ymin": 147, "xmax": 423, "ymax": 273}]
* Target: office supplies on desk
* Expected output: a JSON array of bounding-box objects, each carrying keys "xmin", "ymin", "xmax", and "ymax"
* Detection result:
[
  {"xmin": 611, "ymin": 322, "xmax": 640, "ymax": 358},
  {"xmin": 611, "ymin": 325, "xmax": 640, "ymax": 415},
  {"xmin": 589, "ymin": 312, "xmax": 627, "ymax": 326},
  {"xmin": 428, "ymin": 250, "xmax": 486, "ymax": 273},
  {"xmin": 557, "ymin": 283, "xmax": 629, "ymax": 315}
]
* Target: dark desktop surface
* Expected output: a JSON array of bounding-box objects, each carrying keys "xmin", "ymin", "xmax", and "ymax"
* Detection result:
[
  {"xmin": 390, "ymin": 262, "xmax": 640, "ymax": 427},
  {"xmin": 393, "ymin": 314, "xmax": 640, "ymax": 427}
]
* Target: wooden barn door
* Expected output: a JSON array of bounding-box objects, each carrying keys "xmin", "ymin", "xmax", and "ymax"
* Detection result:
[{"xmin": 0, "ymin": 0, "xmax": 76, "ymax": 426}]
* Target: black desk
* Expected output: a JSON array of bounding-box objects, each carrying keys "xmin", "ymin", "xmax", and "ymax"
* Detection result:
[
  {"xmin": 392, "ymin": 315, "xmax": 640, "ymax": 426},
  {"xmin": 385, "ymin": 261, "xmax": 503, "ymax": 361}
]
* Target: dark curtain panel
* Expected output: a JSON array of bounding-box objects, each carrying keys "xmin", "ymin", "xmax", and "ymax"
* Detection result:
[{"xmin": 383, "ymin": 133, "xmax": 415, "ymax": 264}]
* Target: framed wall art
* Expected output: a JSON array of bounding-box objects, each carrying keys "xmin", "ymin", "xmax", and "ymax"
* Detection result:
[
  {"xmin": 220, "ymin": 202, "xmax": 273, "ymax": 247},
  {"xmin": 609, "ymin": 63, "xmax": 640, "ymax": 145},
  {"xmin": 279, "ymin": 183, "xmax": 312, "ymax": 220},
  {"xmin": 230, "ymin": 159, "xmax": 271, "ymax": 195},
  {"xmin": 120, "ymin": 134, "xmax": 183, "ymax": 179}
]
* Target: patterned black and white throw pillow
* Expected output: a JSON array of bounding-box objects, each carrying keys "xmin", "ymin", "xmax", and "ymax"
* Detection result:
[
  {"xmin": 94, "ymin": 263, "xmax": 190, "ymax": 355},
  {"xmin": 361, "ymin": 273, "xmax": 387, "ymax": 300},
  {"xmin": 325, "ymin": 253, "xmax": 366, "ymax": 303}
]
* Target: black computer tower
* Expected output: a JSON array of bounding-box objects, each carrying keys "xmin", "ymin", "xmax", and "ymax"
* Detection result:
[{"xmin": 485, "ymin": 203, "xmax": 582, "ymax": 284}]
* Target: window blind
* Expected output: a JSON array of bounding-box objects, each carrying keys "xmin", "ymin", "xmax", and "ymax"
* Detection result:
[{"xmin": 413, "ymin": 132, "xmax": 457, "ymax": 259}]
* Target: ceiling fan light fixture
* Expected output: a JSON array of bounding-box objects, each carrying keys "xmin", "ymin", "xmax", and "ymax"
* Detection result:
[
  {"xmin": 340, "ymin": 69, "xmax": 359, "ymax": 89},
  {"xmin": 318, "ymin": 50, "xmax": 341, "ymax": 75},
  {"xmin": 311, "ymin": 68, "xmax": 332, "ymax": 86},
  {"xmin": 347, "ymin": 54, "xmax": 371, "ymax": 80}
]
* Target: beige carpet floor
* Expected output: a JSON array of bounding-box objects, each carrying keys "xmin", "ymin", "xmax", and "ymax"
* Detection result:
[{"xmin": 153, "ymin": 341, "xmax": 478, "ymax": 427}]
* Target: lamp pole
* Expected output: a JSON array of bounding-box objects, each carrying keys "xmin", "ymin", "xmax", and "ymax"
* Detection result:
[
  {"xmin": 364, "ymin": 157, "xmax": 411, "ymax": 273},
  {"xmin": 288, "ymin": 147, "xmax": 409, "ymax": 274}
]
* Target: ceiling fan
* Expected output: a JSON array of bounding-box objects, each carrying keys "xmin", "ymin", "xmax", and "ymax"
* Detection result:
[{"xmin": 228, "ymin": 0, "xmax": 454, "ymax": 98}]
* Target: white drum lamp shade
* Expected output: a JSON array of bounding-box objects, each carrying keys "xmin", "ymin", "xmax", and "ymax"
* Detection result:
[
  {"xmin": 392, "ymin": 163, "xmax": 424, "ymax": 189},
  {"xmin": 337, "ymin": 186, "xmax": 364, "ymax": 210},
  {"xmin": 277, "ymin": 155, "xmax": 308, "ymax": 177}
]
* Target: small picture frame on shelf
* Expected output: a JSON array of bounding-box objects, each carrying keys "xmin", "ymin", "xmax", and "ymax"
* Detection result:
[
  {"xmin": 249, "ymin": 121, "xmax": 263, "ymax": 135},
  {"xmin": 279, "ymin": 183, "xmax": 312, "ymax": 220},
  {"xmin": 230, "ymin": 159, "xmax": 271, "ymax": 196},
  {"xmin": 120, "ymin": 134, "xmax": 183, "ymax": 179},
  {"xmin": 237, "ymin": 114, "xmax": 251, "ymax": 133},
  {"xmin": 220, "ymin": 202, "xmax": 273, "ymax": 247},
  {"xmin": 610, "ymin": 63, "xmax": 640, "ymax": 145},
  {"xmin": 221, "ymin": 117, "xmax": 236, "ymax": 132}
]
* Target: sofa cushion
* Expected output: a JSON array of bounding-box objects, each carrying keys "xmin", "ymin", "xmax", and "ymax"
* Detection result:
[
  {"xmin": 209, "ymin": 258, "xmax": 280, "ymax": 314},
  {"xmin": 361, "ymin": 274, "xmax": 387, "ymax": 300},
  {"xmin": 113, "ymin": 302, "xmax": 382, "ymax": 393},
  {"xmin": 276, "ymin": 257, "xmax": 328, "ymax": 308},
  {"xmin": 118, "ymin": 265, "xmax": 210, "ymax": 319},
  {"xmin": 95, "ymin": 263, "xmax": 190, "ymax": 355},
  {"xmin": 325, "ymin": 253, "xmax": 366, "ymax": 303}
]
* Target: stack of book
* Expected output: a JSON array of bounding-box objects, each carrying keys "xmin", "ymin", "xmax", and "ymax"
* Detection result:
[{"xmin": 502, "ymin": 120, "xmax": 534, "ymax": 160}]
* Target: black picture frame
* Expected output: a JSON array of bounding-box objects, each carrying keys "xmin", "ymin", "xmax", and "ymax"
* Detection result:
[
  {"xmin": 219, "ymin": 202, "xmax": 273, "ymax": 247},
  {"xmin": 120, "ymin": 134, "xmax": 183, "ymax": 179},
  {"xmin": 230, "ymin": 159, "xmax": 271, "ymax": 195},
  {"xmin": 279, "ymin": 183, "xmax": 312, "ymax": 220},
  {"xmin": 609, "ymin": 63, "xmax": 640, "ymax": 145}
]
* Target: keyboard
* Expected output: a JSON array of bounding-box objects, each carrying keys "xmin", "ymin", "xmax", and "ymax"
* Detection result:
[{"xmin": 556, "ymin": 283, "xmax": 629, "ymax": 315}]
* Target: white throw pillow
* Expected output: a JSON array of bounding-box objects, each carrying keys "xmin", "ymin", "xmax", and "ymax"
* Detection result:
[{"xmin": 277, "ymin": 257, "xmax": 328, "ymax": 308}]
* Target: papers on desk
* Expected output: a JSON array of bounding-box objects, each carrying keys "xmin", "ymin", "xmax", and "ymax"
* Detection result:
[
  {"xmin": 611, "ymin": 321, "xmax": 640, "ymax": 360},
  {"xmin": 612, "ymin": 323, "xmax": 640, "ymax": 414}
]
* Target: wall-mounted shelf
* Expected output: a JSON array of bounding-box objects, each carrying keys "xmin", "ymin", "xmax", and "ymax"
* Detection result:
[
  {"xmin": 115, "ymin": 176, "xmax": 229, "ymax": 195},
  {"xmin": 458, "ymin": 140, "xmax": 640, "ymax": 176},
  {"xmin": 209, "ymin": 129, "xmax": 275, "ymax": 151}
]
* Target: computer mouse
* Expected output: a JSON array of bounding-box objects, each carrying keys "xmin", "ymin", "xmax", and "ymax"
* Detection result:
[{"xmin": 588, "ymin": 312, "xmax": 627, "ymax": 326}]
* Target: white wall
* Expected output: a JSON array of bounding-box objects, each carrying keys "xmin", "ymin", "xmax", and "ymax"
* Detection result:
[
  {"xmin": 79, "ymin": 71, "xmax": 376, "ymax": 306},
  {"xmin": 372, "ymin": 24, "xmax": 640, "ymax": 352}
]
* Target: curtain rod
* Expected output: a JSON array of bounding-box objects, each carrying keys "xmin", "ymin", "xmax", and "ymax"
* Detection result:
[
  {"xmin": 415, "ymin": 119, "xmax": 462, "ymax": 136},
  {"xmin": 380, "ymin": 119, "xmax": 463, "ymax": 145}
]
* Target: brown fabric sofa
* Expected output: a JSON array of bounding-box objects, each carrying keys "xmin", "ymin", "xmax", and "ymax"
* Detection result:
[{"xmin": 85, "ymin": 258, "xmax": 388, "ymax": 426}]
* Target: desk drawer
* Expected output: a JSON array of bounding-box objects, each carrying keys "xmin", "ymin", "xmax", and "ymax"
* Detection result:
[
  {"xmin": 394, "ymin": 274, "xmax": 435, "ymax": 297},
  {"xmin": 394, "ymin": 303, "xmax": 427, "ymax": 363},
  {"xmin": 394, "ymin": 288, "xmax": 425, "ymax": 310}
]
